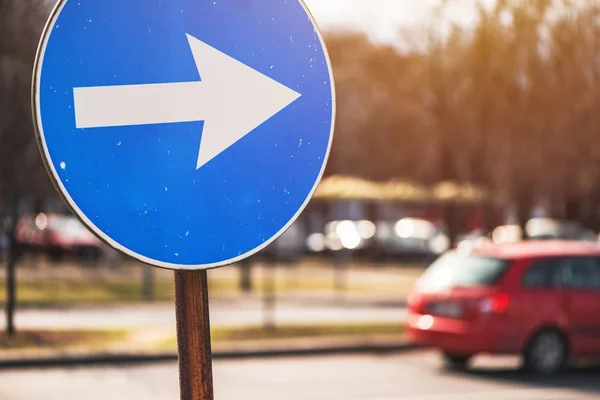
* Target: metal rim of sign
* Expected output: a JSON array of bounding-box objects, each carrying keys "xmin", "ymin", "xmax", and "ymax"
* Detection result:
[{"xmin": 31, "ymin": 0, "xmax": 336, "ymax": 271}]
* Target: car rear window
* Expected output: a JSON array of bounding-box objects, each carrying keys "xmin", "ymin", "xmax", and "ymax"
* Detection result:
[
  {"xmin": 419, "ymin": 251, "xmax": 510, "ymax": 291},
  {"xmin": 522, "ymin": 258, "xmax": 561, "ymax": 288}
]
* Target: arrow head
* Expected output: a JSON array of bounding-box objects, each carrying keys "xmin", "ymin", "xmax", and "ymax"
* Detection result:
[{"xmin": 186, "ymin": 34, "xmax": 302, "ymax": 169}]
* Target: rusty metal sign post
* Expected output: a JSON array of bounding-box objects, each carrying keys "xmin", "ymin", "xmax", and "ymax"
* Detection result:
[
  {"xmin": 175, "ymin": 271, "xmax": 214, "ymax": 400},
  {"xmin": 33, "ymin": 1, "xmax": 334, "ymax": 399}
]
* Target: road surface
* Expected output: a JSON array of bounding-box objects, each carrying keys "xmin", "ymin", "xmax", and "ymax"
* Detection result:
[
  {"xmin": 0, "ymin": 297, "xmax": 407, "ymax": 330},
  {"xmin": 1, "ymin": 350, "xmax": 599, "ymax": 399}
]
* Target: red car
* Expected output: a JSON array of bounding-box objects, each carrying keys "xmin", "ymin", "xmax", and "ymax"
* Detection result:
[
  {"xmin": 407, "ymin": 240, "xmax": 600, "ymax": 375},
  {"xmin": 16, "ymin": 213, "xmax": 103, "ymax": 262}
]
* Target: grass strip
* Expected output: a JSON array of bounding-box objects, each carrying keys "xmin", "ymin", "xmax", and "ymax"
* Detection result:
[
  {"xmin": 0, "ymin": 329, "xmax": 129, "ymax": 350},
  {"xmin": 0, "ymin": 322, "xmax": 405, "ymax": 352},
  {"xmin": 0, "ymin": 278, "xmax": 415, "ymax": 307}
]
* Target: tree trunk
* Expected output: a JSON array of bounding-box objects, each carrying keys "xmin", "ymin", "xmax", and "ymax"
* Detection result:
[
  {"xmin": 564, "ymin": 198, "xmax": 580, "ymax": 222},
  {"xmin": 262, "ymin": 260, "xmax": 276, "ymax": 332},
  {"xmin": 141, "ymin": 264, "xmax": 155, "ymax": 302},
  {"xmin": 517, "ymin": 204, "xmax": 530, "ymax": 241},
  {"xmin": 5, "ymin": 198, "xmax": 18, "ymax": 336},
  {"xmin": 333, "ymin": 249, "xmax": 350, "ymax": 302},
  {"xmin": 239, "ymin": 258, "xmax": 253, "ymax": 293},
  {"xmin": 481, "ymin": 204, "xmax": 495, "ymax": 233},
  {"xmin": 444, "ymin": 203, "xmax": 459, "ymax": 249}
]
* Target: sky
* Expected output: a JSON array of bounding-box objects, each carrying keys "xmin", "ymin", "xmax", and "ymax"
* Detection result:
[{"xmin": 303, "ymin": 0, "xmax": 495, "ymax": 42}]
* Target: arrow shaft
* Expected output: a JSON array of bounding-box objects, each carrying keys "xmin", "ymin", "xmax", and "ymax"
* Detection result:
[
  {"xmin": 73, "ymin": 81, "xmax": 206, "ymax": 128},
  {"xmin": 71, "ymin": 34, "xmax": 301, "ymax": 169}
]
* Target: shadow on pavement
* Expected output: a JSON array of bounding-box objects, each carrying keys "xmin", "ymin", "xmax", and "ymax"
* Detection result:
[{"xmin": 445, "ymin": 361, "xmax": 600, "ymax": 396}]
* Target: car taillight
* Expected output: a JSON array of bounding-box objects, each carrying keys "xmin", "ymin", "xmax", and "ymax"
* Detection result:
[{"xmin": 480, "ymin": 293, "xmax": 511, "ymax": 314}]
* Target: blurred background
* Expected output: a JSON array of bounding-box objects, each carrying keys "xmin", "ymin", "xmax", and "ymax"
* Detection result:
[{"xmin": 3, "ymin": 0, "xmax": 600, "ymax": 399}]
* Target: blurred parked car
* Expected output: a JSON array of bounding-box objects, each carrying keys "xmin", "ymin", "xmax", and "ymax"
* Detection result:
[
  {"xmin": 16, "ymin": 213, "xmax": 103, "ymax": 262},
  {"xmin": 526, "ymin": 218, "xmax": 596, "ymax": 242},
  {"xmin": 374, "ymin": 218, "xmax": 450, "ymax": 262},
  {"xmin": 491, "ymin": 224, "xmax": 523, "ymax": 244},
  {"xmin": 261, "ymin": 221, "xmax": 306, "ymax": 263},
  {"xmin": 407, "ymin": 240, "xmax": 600, "ymax": 375},
  {"xmin": 456, "ymin": 229, "xmax": 493, "ymax": 250},
  {"xmin": 321, "ymin": 219, "xmax": 377, "ymax": 253}
]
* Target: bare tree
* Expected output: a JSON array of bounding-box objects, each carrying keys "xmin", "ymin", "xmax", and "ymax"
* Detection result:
[
  {"xmin": 0, "ymin": 0, "xmax": 53, "ymax": 335},
  {"xmin": 325, "ymin": 1, "xmax": 600, "ymax": 234}
]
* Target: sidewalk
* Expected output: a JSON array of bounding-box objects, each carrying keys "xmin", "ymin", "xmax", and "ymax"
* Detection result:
[{"xmin": 0, "ymin": 294, "xmax": 408, "ymax": 331}]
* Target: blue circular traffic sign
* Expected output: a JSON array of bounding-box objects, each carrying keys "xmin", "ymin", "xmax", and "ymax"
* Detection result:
[{"xmin": 33, "ymin": 0, "xmax": 334, "ymax": 270}]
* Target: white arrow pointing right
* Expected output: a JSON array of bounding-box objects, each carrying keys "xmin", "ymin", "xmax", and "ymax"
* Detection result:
[{"xmin": 73, "ymin": 34, "xmax": 302, "ymax": 169}]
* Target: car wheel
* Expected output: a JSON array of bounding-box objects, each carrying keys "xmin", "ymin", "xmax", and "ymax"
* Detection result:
[
  {"xmin": 524, "ymin": 329, "xmax": 567, "ymax": 375},
  {"xmin": 442, "ymin": 352, "xmax": 472, "ymax": 370}
]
